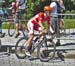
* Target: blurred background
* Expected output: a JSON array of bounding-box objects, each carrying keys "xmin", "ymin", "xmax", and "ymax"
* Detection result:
[{"xmin": 0, "ymin": 0, "xmax": 75, "ymax": 20}]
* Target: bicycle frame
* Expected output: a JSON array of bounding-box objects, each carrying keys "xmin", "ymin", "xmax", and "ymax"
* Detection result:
[
  {"xmin": 15, "ymin": 28, "xmax": 56, "ymax": 62},
  {"xmin": 30, "ymin": 34, "xmax": 47, "ymax": 53}
]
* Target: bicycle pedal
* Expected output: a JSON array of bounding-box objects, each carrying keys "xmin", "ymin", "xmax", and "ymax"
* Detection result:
[{"xmin": 15, "ymin": 33, "xmax": 20, "ymax": 38}]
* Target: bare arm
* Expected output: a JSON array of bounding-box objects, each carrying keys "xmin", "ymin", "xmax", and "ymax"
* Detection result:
[{"xmin": 38, "ymin": 21, "xmax": 45, "ymax": 30}]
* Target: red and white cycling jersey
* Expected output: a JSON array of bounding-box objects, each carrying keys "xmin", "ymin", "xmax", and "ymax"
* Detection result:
[
  {"xmin": 12, "ymin": 2, "xmax": 16, "ymax": 14},
  {"xmin": 27, "ymin": 12, "xmax": 51, "ymax": 34},
  {"xmin": 31, "ymin": 12, "xmax": 50, "ymax": 30}
]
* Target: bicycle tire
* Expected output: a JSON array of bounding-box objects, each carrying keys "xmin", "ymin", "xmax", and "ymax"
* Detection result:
[
  {"xmin": 21, "ymin": 28, "xmax": 26, "ymax": 37},
  {"xmin": 38, "ymin": 37, "xmax": 56, "ymax": 62},
  {"xmin": 15, "ymin": 37, "xmax": 28, "ymax": 59},
  {"xmin": 8, "ymin": 23, "xmax": 15, "ymax": 37},
  {"xmin": 19, "ymin": 23, "xmax": 28, "ymax": 37}
]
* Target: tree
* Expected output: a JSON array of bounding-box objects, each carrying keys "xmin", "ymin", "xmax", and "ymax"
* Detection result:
[{"xmin": 2, "ymin": 0, "xmax": 75, "ymax": 20}]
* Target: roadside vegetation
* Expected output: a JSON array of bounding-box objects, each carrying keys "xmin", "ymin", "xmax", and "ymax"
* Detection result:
[
  {"xmin": 2, "ymin": 18, "xmax": 75, "ymax": 29},
  {"xmin": 1, "ymin": 0, "xmax": 75, "ymax": 29}
]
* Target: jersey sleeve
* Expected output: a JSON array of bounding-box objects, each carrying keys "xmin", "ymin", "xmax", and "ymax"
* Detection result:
[{"xmin": 38, "ymin": 12, "xmax": 44, "ymax": 22}]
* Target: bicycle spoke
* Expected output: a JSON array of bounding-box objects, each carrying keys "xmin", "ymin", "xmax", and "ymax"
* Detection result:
[
  {"xmin": 38, "ymin": 36, "xmax": 56, "ymax": 62},
  {"xmin": 15, "ymin": 37, "xmax": 27, "ymax": 59}
]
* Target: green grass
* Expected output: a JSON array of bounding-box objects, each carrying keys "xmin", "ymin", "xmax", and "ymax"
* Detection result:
[
  {"xmin": 2, "ymin": 23, "xmax": 9, "ymax": 29},
  {"xmin": 65, "ymin": 19, "xmax": 75, "ymax": 29},
  {"xmin": 2, "ymin": 19, "xmax": 75, "ymax": 29},
  {"xmin": 42, "ymin": 19, "xmax": 75, "ymax": 29}
]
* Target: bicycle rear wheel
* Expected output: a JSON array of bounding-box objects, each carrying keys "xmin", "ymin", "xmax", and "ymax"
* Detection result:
[
  {"xmin": 8, "ymin": 22, "xmax": 15, "ymax": 37},
  {"xmin": 38, "ymin": 38, "xmax": 56, "ymax": 62},
  {"xmin": 15, "ymin": 37, "xmax": 28, "ymax": 59}
]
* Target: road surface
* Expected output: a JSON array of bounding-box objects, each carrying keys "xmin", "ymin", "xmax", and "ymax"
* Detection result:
[{"xmin": 0, "ymin": 29, "xmax": 75, "ymax": 66}]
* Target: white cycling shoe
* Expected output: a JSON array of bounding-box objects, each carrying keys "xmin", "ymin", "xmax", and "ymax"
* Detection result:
[
  {"xmin": 25, "ymin": 47, "xmax": 31, "ymax": 56},
  {"xmin": 25, "ymin": 51, "xmax": 31, "ymax": 56}
]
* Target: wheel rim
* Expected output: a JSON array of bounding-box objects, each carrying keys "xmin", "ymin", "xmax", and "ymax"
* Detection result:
[
  {"xmin": 8, "ymin": 23, "xmax": 15, "ymax": 37},
  {"xmin": 38, "ymin": 38, "xmax": 56, "ymax": 61},
  {"xmin": 15, "ymin": 38, "xmax": 27, "ymax": 58}
]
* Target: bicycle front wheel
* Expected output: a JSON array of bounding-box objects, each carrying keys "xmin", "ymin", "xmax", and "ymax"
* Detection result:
[
  {"xmin": 15, "ymin": 37, "xmax": 28, "ymax": 59},
  {"xmin": 38, "ymin": 38, "xmax": 56, "ymax": 62},
  {"xmin": 8, "ymin": 23, "xmax": 15, "ymax": 37}
]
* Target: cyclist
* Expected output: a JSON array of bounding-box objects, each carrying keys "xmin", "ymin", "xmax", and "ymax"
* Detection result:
[
  {"xmin": 11, "ymin": 2, "xmax": 16, "ymax": 15},
  {"xmin": 58, "ymin": 0, "xmax": 65, "ymax": 30},
  {"xmin": 14, "ymin": 0, "xmax": 26, "ymax": 38},
  {"xmin": 8, "ymin": 2, "xmax": 16, "ymax": 22},
  {"xmin": 0, "ymin": 5, "xmax": 6, "ymax": 37},
  {"xmin": 26, "ymin": 6, "xmax": 54, "ymax": 56}
]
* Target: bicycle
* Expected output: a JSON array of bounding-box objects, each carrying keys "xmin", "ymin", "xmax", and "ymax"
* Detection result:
[
  {"xmin": 15, "ymin": 29, "xmax": 56, "ymax": 62},
  {"xmin": 6, "ymin": 8, "xmax": 26, "ymax": 37},
  {"xmin": 7, "ymin": 18, "xmax": 26, "ymax": 37}
]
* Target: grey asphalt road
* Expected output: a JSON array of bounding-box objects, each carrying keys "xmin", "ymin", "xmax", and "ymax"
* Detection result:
[
  {"xmin": 0, "ymin": 29, "xmax": 75, "ymax": 66},
  {"xmin": 0, "ymin": 53, "xmax": 75, "ymax": 66}
]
